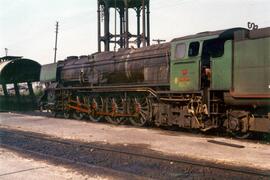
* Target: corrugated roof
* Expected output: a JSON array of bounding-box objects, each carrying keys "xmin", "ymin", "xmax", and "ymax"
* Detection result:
[
  {"xmin": 0, "ymin": 59, "xmax": 41, "ymax": 84},
  {"xmin": 0, "ymin": 61, "xmax": 12, "ymax": 74}
]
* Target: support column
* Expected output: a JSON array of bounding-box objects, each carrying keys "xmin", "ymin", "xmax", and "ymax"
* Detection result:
[
  {"xmin": 27, "ymin": 82, "xmax": 34, "ymax": 96},
  {"xmin": 142, "ymin": 0, "xmax": 146, "ymax": 47},
  {"xmin": 104, "ymin": 2, "xmax": 110, "ymax": 51},
  {"xmin": 2, "ymin": 84, "xmax": 8, "ymax": 96},
  {"xmin": 119, "ymin": 8, "xmax": 124, "ymax": 48},
  {"xmin": 125, "ymin": 3, "xmax": 129, "ymax": 48},
  {"xmin": 147, "ymin": 2, "xmax": 150, "ymax": 46},
  {"xmin": 136, "ymin": 8, "xmax": 141, "ymax": 48},
  {"xmin": 97, "ymin": 0, "xmax": 101, "ymax": 52},
  {"xmin": 14, "ymin": 83, "xmax": 20, "ymax": 97}
]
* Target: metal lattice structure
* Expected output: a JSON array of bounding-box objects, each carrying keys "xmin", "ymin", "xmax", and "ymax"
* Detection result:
[{"xmin": 97, "ymin": 0, "xmax": 150, "ymax": 52}]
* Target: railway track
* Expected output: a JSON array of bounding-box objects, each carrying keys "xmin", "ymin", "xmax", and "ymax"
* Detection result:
[
  {"xmin": 0, "ymin": 128, "xmax": 269, "ymax": 179},
  {"xmin": 1, "ymin": 143, "xmax": 145, "ymax": 179}
]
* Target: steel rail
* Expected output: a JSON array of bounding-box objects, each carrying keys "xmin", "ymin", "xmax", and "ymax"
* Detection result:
[
  {"xmin": 0, "ymin": 128, "xmax": 269, "ymax": 177},
  {"xmin": 0, "ymin": 143, "xmax": 147, "ymax": 179}
]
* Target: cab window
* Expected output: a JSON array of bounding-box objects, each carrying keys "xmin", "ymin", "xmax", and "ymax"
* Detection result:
[
  {"xmin": 202, "ymin": 39, "xmax": 225, "ymax": 58},
  {"xmin": 188, "ymin": 42, "xmax": 200, "ymax": 57},
  {"xmin": 175, "ymin": 43, "xmax": 186, "ymax": 59}
]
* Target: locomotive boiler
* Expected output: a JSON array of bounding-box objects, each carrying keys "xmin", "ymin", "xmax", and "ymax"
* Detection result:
[
  {"xmin": 59, "ymin": 43, "xmax": 170, "ymax": 87},
  {"xmin": 40, "ymin": 27, "xmax": 270, "ymax": 138}
]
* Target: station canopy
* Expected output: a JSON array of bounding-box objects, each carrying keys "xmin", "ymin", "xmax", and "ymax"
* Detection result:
[{"xmin": 0, "ymin": 56, "xmax": 41, "ymax": 84}]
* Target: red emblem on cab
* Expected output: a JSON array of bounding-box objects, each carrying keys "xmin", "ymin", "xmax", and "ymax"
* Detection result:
[{"xmin": 181, "ymin": 69, "xmax": 188, "ymax": 75}]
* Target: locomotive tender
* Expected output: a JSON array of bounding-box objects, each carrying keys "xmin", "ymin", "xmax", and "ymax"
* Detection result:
[{"xmin": 40, "ymin": 27, "xmax": 270, "ymax": 137}]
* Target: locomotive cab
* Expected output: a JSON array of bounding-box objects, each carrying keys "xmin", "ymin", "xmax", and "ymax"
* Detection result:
[
  {"xmin": 170, "ymin": 28, "xmax": 246, "ymax": 92},
  {"xmin": 170, "ymin": 27, "xmax": 270, "ymax": 136}
]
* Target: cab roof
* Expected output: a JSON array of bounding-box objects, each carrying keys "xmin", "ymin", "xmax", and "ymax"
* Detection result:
[{"xmin": 171, "ymin": 27, "xmax": 248, "ymax": 42}]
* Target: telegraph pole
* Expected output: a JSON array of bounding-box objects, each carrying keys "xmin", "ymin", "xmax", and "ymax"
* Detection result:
[
  {"xmin": 54, "ymin": 21, "xmax": 59, "ymax": 63},
  {"xmin": 4, "ymin": 48, "xmax": 8, "ymax": 56},
  {"xmin": 153, "ymin": 39, "xmax": 166, "ymax": 44}
]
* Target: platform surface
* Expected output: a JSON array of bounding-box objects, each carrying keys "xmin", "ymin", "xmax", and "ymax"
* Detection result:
[{"xmin": 0, "ymin": 112, "xmax": 270, "ymax": 171}]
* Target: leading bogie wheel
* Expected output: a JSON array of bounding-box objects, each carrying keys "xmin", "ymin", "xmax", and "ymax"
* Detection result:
[
  {"xmin": 63, "ymin": 111, "xmax": 71, "ymax": 119},
  {"xmin": 73, "ymin": 111, "xmax": 84, "ymax": 120},
  {"xmin": 51, "ymin": 110, "xmax": 57, "ymax": 118}
]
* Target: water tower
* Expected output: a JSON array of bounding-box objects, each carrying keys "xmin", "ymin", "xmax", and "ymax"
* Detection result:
[{"xmin": 97, "ymin": 0, "xmax": 150, "ymax": 52}]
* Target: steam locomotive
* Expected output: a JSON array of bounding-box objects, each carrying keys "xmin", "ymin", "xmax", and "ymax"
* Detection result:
[{"xmin": 40, "ymin": 27, "xmax": 270, "ymax": 138}]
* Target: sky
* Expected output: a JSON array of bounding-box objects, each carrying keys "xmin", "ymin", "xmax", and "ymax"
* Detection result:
[{"xmin": 0, "ymin": 0, "xmax": 269, "ymax": 65}]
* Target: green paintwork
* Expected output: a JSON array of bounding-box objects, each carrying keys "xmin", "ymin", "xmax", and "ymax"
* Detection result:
[
  {"xmin": 170, "ymin": 56, "xmax": 200, "ymax": 91},
  {"xmin": 211, "ymin": 40, "xmax": 232, "ymax": 90},
  {"xmin": 40, "ymin": 63, "xmax": 57, "ymax": 82},
  {"xmin": 170, "ymin": 35, "xmax": 218, "ymax": 91},
  {"xmin": 233, "ymin": 37, "xmax": 270, "ymax": 95}
]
